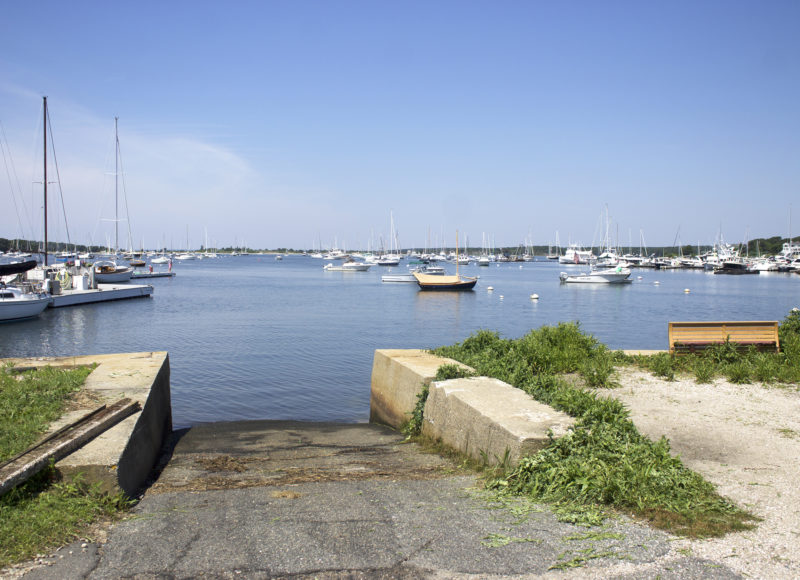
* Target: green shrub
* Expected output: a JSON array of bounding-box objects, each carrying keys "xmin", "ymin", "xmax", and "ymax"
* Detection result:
[
  {"xmin": 725, "ymin": 360, "xmax": 752, "ymax": 384},
  {"xmin": 691, "ymin": 357, "xmax": 715, "ymax": 384},
  {"xmin": 649, "ymin": 353, "xmax": 676, "ymax": 381}
]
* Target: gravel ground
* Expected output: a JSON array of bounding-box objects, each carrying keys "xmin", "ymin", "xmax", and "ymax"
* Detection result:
[{"xmin": 598, "ymin": 368, "xmax": 800, "ymax": 579}]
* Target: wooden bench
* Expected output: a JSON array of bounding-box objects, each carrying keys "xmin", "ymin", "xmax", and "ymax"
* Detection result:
[{"xmin": 668, "ymin": 321, "xmax": 780, "ymax": 354}]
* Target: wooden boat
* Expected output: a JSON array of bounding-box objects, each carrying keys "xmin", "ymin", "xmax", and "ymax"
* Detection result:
[
  {"xmin": 413, "ymin": 271, "xmax": 477, "ymax": 290},
  {"xmin": 414, "ymin": 231, "xmax": 477, "ymax": 291},
  {"xmin": 93, "ymin": 260, "xmax": 133, "ymax": 283}
]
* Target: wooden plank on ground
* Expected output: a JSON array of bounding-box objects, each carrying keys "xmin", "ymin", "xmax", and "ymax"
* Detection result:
[{"xmin": 0, "ymin": 397, "xmax": 141, "ymax": 496}]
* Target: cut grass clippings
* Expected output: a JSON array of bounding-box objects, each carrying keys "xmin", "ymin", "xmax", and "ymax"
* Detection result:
[
  {"xmin": 0, "ymin": 364, "xmax": 132, "ymax": 569},
  {"xmin": 432, "ymin": 321, "xmax": 764, "ymax": 538}
]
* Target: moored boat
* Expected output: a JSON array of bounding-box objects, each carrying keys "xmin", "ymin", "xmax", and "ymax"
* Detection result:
[
  {"xmin": 559, "ymin": 266, "xmax": 632, "ymax": 284},
  {"xmin": 0, "ymin": 284, "xmax": 51, "ymax": 322},
  {"xmin": 413, "ymin": 271, "xmax": 477, "ymax": 290},
  {"xmin": 414, "ymin": 231, "xmax": 476, "ymax": 291},
  {"xmin": 323, "ymin": 260, "xmax": 371, "ymax": 272},
  {"xmin": 93, "ymin": 260, "xmax": 133, "ymax": 283}
]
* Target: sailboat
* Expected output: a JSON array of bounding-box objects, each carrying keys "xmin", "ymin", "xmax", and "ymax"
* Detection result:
[
  {"xmin": 94, "ymin": 117, "xmax": 133, "ymax": 283},
  {"xmin": 414, "ymin": 231, "xmax": 477, "ymax": 290},
  {"xmin": 0, "ymin": 97, "xmax": 55, "ymax": 321}
]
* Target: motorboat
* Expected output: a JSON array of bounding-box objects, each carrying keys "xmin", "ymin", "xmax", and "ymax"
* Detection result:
[
  {"xmin": 376, "ymin": 254, "xmax": 401, "ymax": 266},
  {"xmin": 559, "ymin": 244, "xmax": 594, "ymax": 264},
  {"xmin": 93, "ymin": 261, "xmax": 133, "ymax": 283},
  {"xmin": 559, "ymin": 266, "xmax": 632, "ymax": 284},
  {"xmin": 0, "ymin": 284, "xmax": 51, "ymax": 322},
  {"xmin": 713, "ymin": 260, "xmax": 758, "ymax": 275},
  {"xmin": 323, "ymin": 260, "xmax": 371, "ymax": 272}
]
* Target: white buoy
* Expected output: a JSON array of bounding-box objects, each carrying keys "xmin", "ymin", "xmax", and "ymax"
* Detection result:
[
  {"xmin": 519, "ymin": 265, "xmax": 523, "ymax": 269},
  {"xmin": 637, "ymin": 276, "xmax": 643, "ymax": 280},
  {"xmin": 487, "ymin": 286, "xmax": 494, "ymax": 291},
  {"xmin": 654, "ymin": 281, "xmax": 660, "ymax": 285},
  {"xmin": 530, "ymin": 293, "xmax": 539, "ymax": 300},
  {"xmin": 684, "ymin": 288, "xmax": 690, "ymax": 293},
  {"xmin": 499, "ymin": 295, "xmax": 504, "ymax": 299}
]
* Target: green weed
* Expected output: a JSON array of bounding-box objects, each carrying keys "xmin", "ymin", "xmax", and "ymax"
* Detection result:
[{"xmin": 434, "ymin": 322, "xmax": 758, "ymax": 538}]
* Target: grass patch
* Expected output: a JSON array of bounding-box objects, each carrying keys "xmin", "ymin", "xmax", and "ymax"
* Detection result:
[
  {"xmin": 0, "ymin": 364, "xmax": 94, "ymax": 460},
  {"xmin": 432, "ymin": 322, "xmax": 759, "ymax": 538},
  {"xmin": 0, "ymin": 470, "xmax": 131, "ymax": 568},
  {"xmin": 0, "ymin": 364, "xmax": 132, "ymax": 569}
]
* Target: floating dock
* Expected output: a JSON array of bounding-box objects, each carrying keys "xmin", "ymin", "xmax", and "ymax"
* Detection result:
[
  {"xmin": 132, "ymin": 271, "xmax": 176, "ymax": 279},
  {"xmin": 50, "ymin": 284, "xmax": 153, "ymax": 308}
]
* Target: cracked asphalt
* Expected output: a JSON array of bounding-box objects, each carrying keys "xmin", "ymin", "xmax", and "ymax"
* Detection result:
[{"xmin": 17, "ymin": 421, "xmax": 741, "ymax": 579}]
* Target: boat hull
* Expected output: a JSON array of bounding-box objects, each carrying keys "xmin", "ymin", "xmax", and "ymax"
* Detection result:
[
  {"xmin": 94, "ymin": 268, "xmax": 133, "ymax": 283},
  {"xmin": 560, "ymin": 268, "xmax": 632, "ymax": 284},
  {"xmin": 413, "ymin": 272, "xmax": 477, "ymax": 290},
  {"xmin": 0, "ymin": 292, "xmax": 51, "ymax": 322}
]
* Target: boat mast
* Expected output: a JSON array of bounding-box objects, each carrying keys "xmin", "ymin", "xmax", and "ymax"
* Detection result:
[
  {"xmin": 115, "ymin": 116, "xmax": 119, "ymax": 255},
  {"xmin": 455, "ymin": 230, "xmax": 459, "ymax": 277},
  {"xmin": 43, "ymin": 96, "xmax": 48, "ymax": 266}
]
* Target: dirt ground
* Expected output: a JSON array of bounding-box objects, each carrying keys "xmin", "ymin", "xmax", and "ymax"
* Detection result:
[{"xmin": 597, "ymin": 368, "xmax": 800, "ymax": 579}]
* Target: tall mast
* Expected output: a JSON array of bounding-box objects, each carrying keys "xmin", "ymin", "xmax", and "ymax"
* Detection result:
[
  {"xmin": 115, "ymin": 116, "xmax": 119, "ymax": 254},
  {"xmin": 43, "ymin": 96, "xmax": 48, "ymax": 266}
]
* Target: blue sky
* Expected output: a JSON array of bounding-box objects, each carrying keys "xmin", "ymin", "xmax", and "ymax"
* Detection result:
[{"xmin": 2, "ymin": 1, "xmax": 798, "ymax": 251}]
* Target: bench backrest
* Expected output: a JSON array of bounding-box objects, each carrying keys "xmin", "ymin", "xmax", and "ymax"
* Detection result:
[{"xmin": 668, "ymin": 321, "xmax": 779, "ymax": 354}]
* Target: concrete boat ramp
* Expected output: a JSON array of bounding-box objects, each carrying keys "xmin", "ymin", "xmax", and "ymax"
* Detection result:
[{"xmin": 7, "ymin": 351, "xmax": 742, "ymax": 579}]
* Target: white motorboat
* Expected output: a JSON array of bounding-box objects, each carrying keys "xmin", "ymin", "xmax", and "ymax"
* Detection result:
[
  {"xmin": 93, "ymin": 261, "xmax": 133, "ymax": 283},
  {"xmin": 382, "ymin": 263, "xmax": 444, "ymax": 282},
  {"xmin": 559, "ymin": 266, "xmax": 632, "ymax": 284},
  {"xmin": 0, "ymin": 284, "xmax": 51, "ymax": 322},
  {"xmin": 559, "ymin": 244, "xmax": 594, "ymax": 264},
  {"xmin": 323, "ymin": 261, "xmax": 371, "ymax": 272}
]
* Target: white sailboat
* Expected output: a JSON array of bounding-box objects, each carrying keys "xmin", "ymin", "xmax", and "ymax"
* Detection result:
[{"xmin": 94, "ymin": 117, "xmax": 132, "ymax": 283}]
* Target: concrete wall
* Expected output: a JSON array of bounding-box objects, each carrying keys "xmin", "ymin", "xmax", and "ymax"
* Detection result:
[
  {"xmin": 370, "ymin": 349, "xmax": 574, "ymax": 466},
  {"xmin": 370, "ymin": 349, "xmax": 473, "ymax": 429},
  {"xmin": 422, "ymin": 377, "xmax": 573, "ymax": 466}
]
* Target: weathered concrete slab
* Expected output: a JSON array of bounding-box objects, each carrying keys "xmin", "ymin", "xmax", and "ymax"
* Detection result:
[
  {"xmin": 2, "ymin": 352, "xmax": 171, "ymax": 496},
  {"xmin": 422, "ymin": 376, "xmax": 574, "ymax": 466},
  {"xmin": 369, "ymin": 349, "xmax": 473, "ymax": 429}
]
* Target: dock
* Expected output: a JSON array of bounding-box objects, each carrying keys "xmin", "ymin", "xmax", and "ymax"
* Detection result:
[
  {"xmin": 50, "ymin": 284, "xmax": 153, "ymax": 308},
  {"xmin": 131, "ymin": 271, "xmax": 176, "ymax": 279}
]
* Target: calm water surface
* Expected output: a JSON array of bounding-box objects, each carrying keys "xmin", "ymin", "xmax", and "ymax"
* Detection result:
[{"xmin": 1, "ymin": 256, "xmax": 797, "ymax": 427}]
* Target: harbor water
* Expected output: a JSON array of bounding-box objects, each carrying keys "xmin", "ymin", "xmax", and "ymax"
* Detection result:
[{"xmin": 1, "ymin": 256, "xmax": 797, "ymax": 428}]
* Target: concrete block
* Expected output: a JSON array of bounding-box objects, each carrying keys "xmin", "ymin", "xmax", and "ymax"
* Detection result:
[
  {"xmin": 370, "ymin": 349, "xmax": 473, "ymax": 429},
  {"xmin": 422, "ymin": 377, "xmax": 573, "ymax": 466},
  {"xmin": 4, "ymin": 352, "xmax": 172, "ymax": 496}
]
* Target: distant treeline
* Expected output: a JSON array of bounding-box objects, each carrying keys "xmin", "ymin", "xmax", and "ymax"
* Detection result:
[{"xmin": 3, "ymin": 236, "xmax": 797, "ymax": 257}]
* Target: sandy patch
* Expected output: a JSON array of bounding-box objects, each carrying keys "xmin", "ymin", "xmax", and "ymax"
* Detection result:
[{"xmin": 605, "ymin": 368, "xmax": 800, "ymax": 579}]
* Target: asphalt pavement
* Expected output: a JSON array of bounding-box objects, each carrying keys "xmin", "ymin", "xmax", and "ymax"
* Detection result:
[{"xmin": 17, "ymin": 421, "xmax": 741, "ymax": 579}]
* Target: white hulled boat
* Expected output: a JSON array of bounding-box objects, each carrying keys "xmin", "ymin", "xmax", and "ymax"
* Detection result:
[
  {"xmin": 0, "ymin": 284, "xmax": 51, "ymax": 322},
  {"xmin": 559, "ymin": 266, "xmax": 632, "ymax": 284}
]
